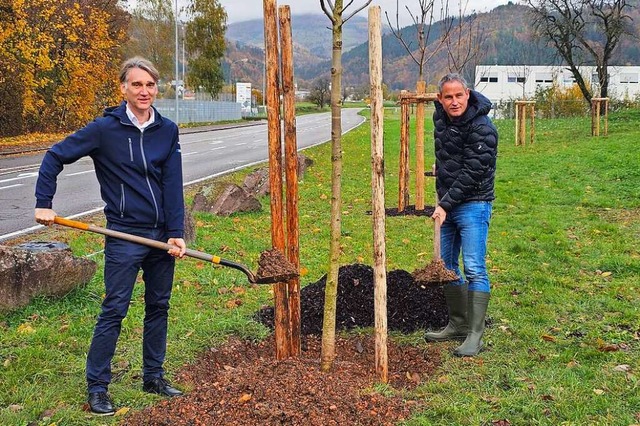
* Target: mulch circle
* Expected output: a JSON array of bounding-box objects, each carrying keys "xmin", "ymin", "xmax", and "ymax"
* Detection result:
[
  {"xmin": 365, "ymin": 205, "xmax": 436, "ymax": 217},
  {"xmin": 121, "ymin": 335, "xmax": 442, "ymax": 426},
  {"xmin": 120, "ymin": 264, "xmax": 451, "ymax": 425}
]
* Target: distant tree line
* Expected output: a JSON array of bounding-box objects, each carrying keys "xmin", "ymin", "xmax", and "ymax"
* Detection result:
[{"xmin": 0, "ymin": 0, "xmax": 227, "ymax": 137}]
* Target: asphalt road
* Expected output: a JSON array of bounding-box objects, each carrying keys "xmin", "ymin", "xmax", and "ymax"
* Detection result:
[{"xmin": 0, "ymin": 109, "xmax": 365, "ymax": 241}]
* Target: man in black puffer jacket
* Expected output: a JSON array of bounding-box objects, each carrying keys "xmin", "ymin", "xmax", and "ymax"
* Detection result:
[{"xmin": 425, "ymin": 73, "xmax": 498, "ymax": 357}]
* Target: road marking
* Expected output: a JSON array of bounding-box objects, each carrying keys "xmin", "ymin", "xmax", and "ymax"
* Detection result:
[
  {"xmin": 182, "ymin": 152, "xmax": 198, "ymax": 157},
  {"xmin": 210, "ymin": 147, "xmax": 225, "ymax": 151},
  {"xmin": 66, "ymin": 169, "xmax": 95, "ymax": 177},
  {"xmin": 0, "ymin": 183, "xmax": 23, "ymax": 190},
  {"xmin": 235, "ymin": 143, "xmax": 247, "ymax": 146},
  {"xmin": 0, "ymin": 206, "xmax": 104, "ymax": 242},
  {"xmin": 209, "ymin": 141, "xmax": 224, "ymax": 145},
  {"xmin": 0, "ymin": 171, "xmax": 39, "ymax": 184}
]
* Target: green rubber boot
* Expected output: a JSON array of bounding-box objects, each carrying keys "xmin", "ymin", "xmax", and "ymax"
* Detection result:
[
  {"xmin": 425, "ymin": 283, "xmax": 468, "ymax": 342},
  {"xmin": 454, "ymin": 291, "xmax": 490, "ymax": 357}
]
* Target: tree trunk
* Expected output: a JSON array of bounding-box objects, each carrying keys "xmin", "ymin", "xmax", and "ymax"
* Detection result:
[{"xmin": 320, "ymin": 1, "xmax": 344, "ymax": 372}]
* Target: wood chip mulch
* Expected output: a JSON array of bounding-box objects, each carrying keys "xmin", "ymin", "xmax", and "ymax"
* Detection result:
[{"xmin": 121, "ymin": 335, "xmax": 442, "ymax": 426}]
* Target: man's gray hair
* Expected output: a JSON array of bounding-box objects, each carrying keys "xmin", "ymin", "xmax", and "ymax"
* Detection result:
[
  {"xmin": 438, "ymin": 73, "xmax": 468, "ymax": 93},
  {"xmin": 119, "ymin": 56, "xmax": 160, "ymax": 84}
]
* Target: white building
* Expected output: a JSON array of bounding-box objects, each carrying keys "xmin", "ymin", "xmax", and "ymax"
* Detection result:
[{"xmin": 474, "ymin": 65, "xmax": 640, "ymax": 102}]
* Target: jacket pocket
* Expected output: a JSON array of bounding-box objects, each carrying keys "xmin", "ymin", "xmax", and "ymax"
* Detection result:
[{"xmin": 119, "ymin": 184, "xmax": 126, "ymax": 218}]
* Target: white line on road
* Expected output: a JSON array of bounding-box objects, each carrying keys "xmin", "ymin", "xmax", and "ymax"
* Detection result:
[
  {"xmin": 0, "ymin": 206, "xmax": 104, "ymax": 242},
  {"xmin": 66, "ymin": 169, "xmax": 95, "ymax": 177},
  {"xmin": 209, "ymin": 141, "xmax": 224, "ymax": 145},
  {"xmin": 235, "ymin": 143, "xmax": 247, "ymax": 146},
  {"xmin": 210, "ymin": 147, "xmax": 225, "ymax": 151},
  {"xmin": 182, "ymin": 152, "xmax": 198, "ymax": 157},
  {"xmin": 0, "ymin": 183, "xmax": 23, "ymax": 190},
  {"xmin": 0, "ymin": 171, "xmax": 39, "ymax": 184}
]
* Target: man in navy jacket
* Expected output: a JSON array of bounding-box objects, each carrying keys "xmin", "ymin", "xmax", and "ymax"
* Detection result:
[
  {"xmin": 425, "ymin": 73, "xmax": 498, "ymax": 357},
  {"xmin": 35, "ymin": 57, "xmax": 186, "ymax": 415}
]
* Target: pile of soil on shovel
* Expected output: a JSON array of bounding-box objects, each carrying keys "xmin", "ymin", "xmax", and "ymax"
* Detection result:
[
  {"xmin": 412, "ymin": 258, "xmax": 459, "ymax": 285},
  {"xmin": 255, "ymin": 263, "xmax": 449, "ymax": 334},
  {"xmin": 255, "ymin": 248, "xmax": 298, "ymax": 283},
  {"xmin": 121, "ymin": 335, "xmax": 442, "ymax": 426}
]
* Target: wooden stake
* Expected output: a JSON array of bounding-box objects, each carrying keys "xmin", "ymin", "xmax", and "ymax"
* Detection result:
[
  {"xmin": 369, "ymin": 5, "xmax": 388, "ymax": 384},
  {"xmin": 264, "ymin": 0, "xmax": 290, "ymax": 360},
  {"xmin": 398, "ymin": 93, "xmax": 409, "ymax": 212},
  {"xmin": 415, "ymin": 80, "xmax": 426, "ymax": 210},
  {"xmin": 279, "ymin": 5, "xmax": 301, "ymax": 358}
]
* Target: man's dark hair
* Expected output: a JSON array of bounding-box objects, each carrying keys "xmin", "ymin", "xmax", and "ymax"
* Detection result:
[
  {"xmin": 119, "ymin": 57, "xmax": 160, "ymax": 84},
  {"xmin": 438, "ymin": 73, "xmax": 468, "ymax": 93}
]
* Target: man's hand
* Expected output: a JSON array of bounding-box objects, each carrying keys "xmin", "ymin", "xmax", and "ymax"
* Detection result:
[
  {"xmin": 35, "ymin": 208, "xmax": 57, "ymax": 226},
  {"xmin": 431, "ymin": 205, "xmax": 447, "ymax": 225},
  {"xmin": 167, "ymin": 238, "xmax": 186, "ymax": 258}
]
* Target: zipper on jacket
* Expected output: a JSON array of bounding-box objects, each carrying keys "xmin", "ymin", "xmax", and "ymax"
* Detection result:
[
  {"xmin": 128, "ymin": 138, "xmax": 134, "ymax": 162},
  {"xmin": 139, "ymin": 130, "xmax": 160, "ymax": 228},
  {"xmin": 119, "ymin": 184, "xmax": 126, "ymax": 218}
]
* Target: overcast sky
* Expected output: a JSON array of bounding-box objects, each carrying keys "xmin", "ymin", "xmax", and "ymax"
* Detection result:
[{"xmin": 217, "ymin": 0, "xmax": 511, "ymax": 27}]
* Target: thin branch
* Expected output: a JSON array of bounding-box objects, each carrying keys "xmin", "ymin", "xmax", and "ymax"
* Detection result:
[{"xmin": 343, "ymin": 0, "xmax": 373, "ymax": 24}]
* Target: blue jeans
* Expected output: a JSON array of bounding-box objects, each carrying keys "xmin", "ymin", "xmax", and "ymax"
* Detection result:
[
  {"xmin": 86, "ymin": 223, "xmax": 175, "ymax": 394},
  {"xmin": 440, "ymin": 201, "xmax": 492, "ymax": 293}
]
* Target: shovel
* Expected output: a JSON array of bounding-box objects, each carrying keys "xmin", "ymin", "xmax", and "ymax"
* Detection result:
[{"xmin": 53, "ymin": 216, "xmax": 297, "ymax": 284}]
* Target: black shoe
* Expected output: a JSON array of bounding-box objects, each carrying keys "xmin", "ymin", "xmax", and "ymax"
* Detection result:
[
  {"xmin": 88, "ymin": 391, "xmax": 115, "ymax": 416},
  {"xmin": 143, "ymin": 377, "xmax": 183, "ymax": 397}
]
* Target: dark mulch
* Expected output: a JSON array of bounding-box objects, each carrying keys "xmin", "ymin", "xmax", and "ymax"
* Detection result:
[
  {"xmin": 366, "ymin": 206, "xmax": 436, "ymax": 217},
  {"xmin": 121, "ymin": 335, "xmax": 442, "ymax": 426},
  {"xmin": 120, "ymin": 264, "xmax": 450, "ymax": 425},
  {"xmin": 255, "ymin": 263, "xmax": 448, "ymax": 334}
]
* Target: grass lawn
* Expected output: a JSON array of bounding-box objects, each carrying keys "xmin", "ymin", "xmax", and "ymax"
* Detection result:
[{"xmin": 1, "ymin": 107, "xmax": 639, "ymax": 425}]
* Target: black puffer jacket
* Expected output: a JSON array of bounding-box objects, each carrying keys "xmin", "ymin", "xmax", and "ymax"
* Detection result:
[{"xmin": 433, "ymin": 90, "xmax": 498, "ymax": 212}]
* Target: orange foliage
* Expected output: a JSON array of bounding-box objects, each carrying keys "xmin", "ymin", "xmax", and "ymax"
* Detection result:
[{"xmin": 1, "ymin": 0, "xmax": 129, "ymax": 134}]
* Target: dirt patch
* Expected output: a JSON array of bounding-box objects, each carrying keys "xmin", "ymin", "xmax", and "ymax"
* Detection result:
[
  {"xmin": 382, "ymin": 206, "xmax": 435, "ymax": 217},
  {"xmin": 120, "ymin": 264, "xmax": 450, "ymax": 425},
  {"xmin": 121, "ymin": 335, "xmax": 441, "ymax": 426}
]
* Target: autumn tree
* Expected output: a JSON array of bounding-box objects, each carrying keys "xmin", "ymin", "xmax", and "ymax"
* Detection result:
[
  {"xmin": 319, "ymin": 0, "xmax": 373, "ymax": 373},
  {"xmin": 184, "ymin": 0, "xmax": 227, "ymax": 98},
  {"xmin": 527, "ymin": 0, "xmax": 634, "ymax": 102},
  {"xmin": 308, "ymin": 77, "xmax": 331, "ymax": 108},
  {"xmin": 123, "ymin": 0, "xmax": 176, "ymax": 81},
  {"xmin": 0, "ymin": 0, "xmax": 128, "ymax": 135}
]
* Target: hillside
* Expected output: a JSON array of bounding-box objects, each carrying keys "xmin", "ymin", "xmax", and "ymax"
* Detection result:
[{"xmin": 226, "ymin": 2, "xmax": 640, "ymax": 91}]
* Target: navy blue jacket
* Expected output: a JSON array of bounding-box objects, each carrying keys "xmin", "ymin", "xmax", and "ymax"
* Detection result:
[
  {"xmin": 35, "ymin": 102, "xmax": 184, "ymax": 238},
  {"xmin": 433, "ymin": 90, "xmax": 498, "ymax": 212}
]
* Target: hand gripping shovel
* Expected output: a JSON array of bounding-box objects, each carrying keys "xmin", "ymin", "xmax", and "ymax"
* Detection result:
[{"xmin": 53, "ymin": 217, "xmax": 298, "ymax": 284}]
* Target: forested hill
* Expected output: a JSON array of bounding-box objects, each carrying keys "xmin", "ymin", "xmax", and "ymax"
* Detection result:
[{"xmin": 226, "ymin": 2, "xmax": 640, "ymax": 91}]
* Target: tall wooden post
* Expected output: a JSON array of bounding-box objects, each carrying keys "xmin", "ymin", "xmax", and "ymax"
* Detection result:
[
  {"xmin": 278, "ymin": 5, "xmax": 301, "ymax": 357},
  {"xmin": 591, "ymin": 98, "xmax": 609, "ymax": 137},
  {"xmin": 264, "ymin": 0, "xmax": 290, "ymax": 360},
  {"xmin": 398, "ymin": 92, "xmax": 410, "ymax": 212},
  {"xmin": 415, "ymin": 81, "xmax": 426, "ymax": 210},
  {"xmin": 368, "ymin": 5, "xmax": 388, "ymax": 384},
  {"xmin": 515, "ymin": 100, "xmax": 536, "ymax": 145}
]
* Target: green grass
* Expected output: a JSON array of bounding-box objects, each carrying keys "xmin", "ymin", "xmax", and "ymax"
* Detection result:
[{"xmin": 1, "ymin": 109, "xmax": 639, "ymax": 425}]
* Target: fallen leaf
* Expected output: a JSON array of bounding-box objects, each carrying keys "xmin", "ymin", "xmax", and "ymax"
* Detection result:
[
  {"xmin": 541, "ymin": 334, "xmax": 556, "ymax": 342},
  {"xmin": 593, "ymin": 389, "xmax": 605, "ymax": 395},
  {"xmin": 601, "ymin": 271, "xmax": 612, "ymax": 277},
  {"xmin": 8, "ymin": 404, "xmax": 23, "ymax": 412},
  {"xmin": 114, "ymin": 407, "xmax": 130, "ymax": 416},
  {"xmin": 598, "ymin": 344, "xmax": 619, "ymax": 352},
  {"xmin": 541, "ymin": 394, "xmax": 554, "ymax": 401},
  {"xmin": 17, "ymin": 323, "xmax": 35, "ymax": 334},
  {"xmin": 300, "ymin": 267, "xmax": 309, "ymax": 276},
  {"xmin": 238, "ymin": 393, "xmax": 252, "ymax": 403},
  {"xmin": 613, "ymin": 364, "xmax": 630, "ymax": 372}
]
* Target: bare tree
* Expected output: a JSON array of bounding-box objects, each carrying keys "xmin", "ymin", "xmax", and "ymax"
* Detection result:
[
  {"xmin": 385, "ymin": 0, "xmax": 450, "ymax": 82},
  {"xmin": 442, "ymin": 1, "xmax": 486, "ymax": 78},
  {"xmin": 319, "ymin": 0, "xmax": 372, "ymax": 373},
  {"xmin": 527, "ymin": 0, "xmax": 634, "ymax": 103},
  {"xmin": 308, "ymin": 77, "xmax": 331, "ymax": 108}
]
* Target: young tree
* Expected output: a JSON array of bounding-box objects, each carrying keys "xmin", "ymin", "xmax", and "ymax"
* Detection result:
[
  {"xmin": 527, "ymin": 0, "xmax": 634, "ymax": 102},
  {"xmin": 442, "ymin": 1, "xmax": 486, "ymax": 79},
  {"xmin": 185, "ymin": 0, "xmax": 227, "ymax": 98},
  {"xmin": 307, "ymin": 77, "xmax": 331, "ymax": 108},
  {"xmin": 320, "ymin": 0, "xmax": 372, "ymax": 373},
  {"xmin": 124, "ymin": 0, "xmax": 176, "ymax": 81}
]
